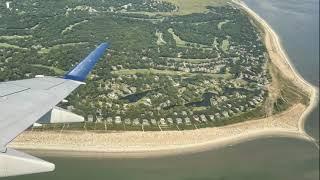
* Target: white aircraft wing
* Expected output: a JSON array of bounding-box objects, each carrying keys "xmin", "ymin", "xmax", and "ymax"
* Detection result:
[{"xmin": 0, "ymin": 43, "xmax": 109, "ymax": 177}]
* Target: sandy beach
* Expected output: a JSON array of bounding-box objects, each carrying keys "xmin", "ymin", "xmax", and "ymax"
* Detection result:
[{"xmin": 9, "ymin": 0, "xmax": 319, "ymax": 156}]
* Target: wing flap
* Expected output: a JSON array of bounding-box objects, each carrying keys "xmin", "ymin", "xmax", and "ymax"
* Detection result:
[
  {"xmin": 0, "ymin": 148, "xmax": 55, "ymax": 177},
  {"xmin": 0, "ymin": 84, "xmax": 28, "ymax": 97},
  {"xmin": 3, "ymin": 76, "xmax": 67, "ymax": 90}
]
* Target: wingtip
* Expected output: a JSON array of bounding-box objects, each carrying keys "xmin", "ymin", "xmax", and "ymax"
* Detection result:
[
  {"xmin": 100, "ymin": 42, "xmax": 109, "ymax": 48},
  {"xmin": 64, "ymin": 42, "xmax": 110, "ymax": 82},
  {"xmin": 98, "ymin": 42, "xmax": 110, "ymax": 50}
]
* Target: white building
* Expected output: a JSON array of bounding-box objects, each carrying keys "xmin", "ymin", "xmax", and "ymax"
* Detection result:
[
  {"xmin": 209, "ymin": 115, "xmax": 215, "ymax": 121},
  {"xmin": 124, "ymin": 118, "xmax": 131, "ymax": 125},
  {"xmin": 167, "ymin": 118, "xmax": 173, "ymax": 124},
  {"xmin": 96, "ymin": 116, "xmax": 102, "ymax": 123},
  {"xmin": 159, "ymin": 118, "xmax": 167, "ymax": 126},
  {"xmin": 200, "ymin": 115, "xmax": 207, "ymax": 122},
  {"xmin": 87, "ymin": 115, "xmax": 94, "ymax": 122},
  {"xmin": 115, "ymin": 116, "xmax": 122, "ymax": 124},
  {"xmin": 193, "ymin": 115, "xmax": 200, "ymax": 122},
  {"xmin": 106, "ymin": 117, "xmax": 113, "ymax": 124},
  {"xmin": 151, "ymin": 119, "xmax": 157, "ymax": 125},
  {"xmin": 133, "ymin": 118, "xmax": 140, "ymax": 126},
  {"xmin": 184, "ymin": 118, "xmax": 191, "ymax": 125},
  {"xmin": 142, "ymin": 119, "xmax": 150, "ymax": 126},
  {"xmin": 6, "ymin": 2, "xmax": 11, "ymax": 10},
  {"xmin": 176, "ymin": 118, "xmax": 183, "ymax": 124}
]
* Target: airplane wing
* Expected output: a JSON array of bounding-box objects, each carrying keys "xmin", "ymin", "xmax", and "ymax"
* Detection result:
[{"xmin": 0, "ymin": 43, "xmax": 109, "ymax": 177}]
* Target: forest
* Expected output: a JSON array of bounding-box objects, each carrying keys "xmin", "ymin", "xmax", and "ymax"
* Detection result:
[{"xmin": 0, "ymin": 0, "xmax": 272, "ymax": 130}]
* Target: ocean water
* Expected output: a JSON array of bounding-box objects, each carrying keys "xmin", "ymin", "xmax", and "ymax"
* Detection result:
[
  {"xmin": 4, "ymin": 0, "xmax": 319, "ymax": 179},
  {"xmin": 5, "ymin": 138, "xmax": 319, "ymax": 180},
  {"xmin": 243, "ymin": 0, "xmax": 319, "ymax": 141}
]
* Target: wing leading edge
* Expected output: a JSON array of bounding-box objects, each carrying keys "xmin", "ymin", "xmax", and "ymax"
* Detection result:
[{"xmin": 0, "ymin": 43, "xmax": 109, "ymax": 177}]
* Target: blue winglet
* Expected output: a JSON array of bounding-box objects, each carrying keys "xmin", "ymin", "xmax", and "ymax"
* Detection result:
[{"xmin": 64, "ymin": 43, "xmax": 109, "ymax": 82}]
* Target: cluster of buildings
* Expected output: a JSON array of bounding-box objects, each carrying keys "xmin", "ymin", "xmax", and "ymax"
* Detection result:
[
  {"xmin": 86, "ymin": 90, "xmax": 265, "ymax": 128},
  {"xmin": 69, "ymin": 5, "xmax": 269, "ymax": 129}
]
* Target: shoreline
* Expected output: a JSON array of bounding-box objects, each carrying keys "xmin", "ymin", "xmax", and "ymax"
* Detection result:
[
  {"xmin": 232, "ymin": 0, "xmax": 319, "ymax": 140},
  {"xmin": 16, "ymin": 129, "xmax": 309, "ymax": 158},
  {"xmin": 10, "ymin": 104, "xmax": 317, "ymax": 156},
  {"xmin": 9, "ymin": 1, "xmax": 319, "ymax": 157}
]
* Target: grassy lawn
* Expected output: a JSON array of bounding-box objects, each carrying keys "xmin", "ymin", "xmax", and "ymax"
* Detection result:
[
  {"xmin": 0, "ymin": 35, "xmax": 32, "ymax": 40},
  {"xmin": 232, "ymin": 78, "xmax": 249, "ymax": 86},
  {"xmin": 0, "ymin": 43, "xmax": 28, "ymax": 50},
  {"xmin": 120, "ymin": 15, "xmax": 164, "ymax": 23},
  {"xmin": 112, "ymin": 68, "xmax": 190, "ymax": 76},
  {"xmin": 38, "ymin": 42, "xmax": 88, "ymax": 54},
  {"xmin": 168, "ymin": 28, "xmax": 186, "ymax": 47},
  {"xmin": 221, "ymin": 39, "xmax": 230, "ymax": 52},
  {"xmin": 218, "ymin": 19, "xmax": 230, "ymax": 29},
  {"xmin": 118, "ymin": 11, "xmax": 161, "ymax": 17},
  {"xmin": 61, "ymin": 20, "xmax": 89, "ymax": 34},
  {"xmin": 120, "ymin": 0, "xmax": 230, "ymax": 16},
  {"xmin": 155, "ymin": 31, "xmax": 167, "ymax": 45},
  {"xmin": 167, "ymin": 57, "xmax": 213, "ymax": 63},
  {"xmin": 190, "ymin": 72, "xmax": 233, "ymax": 79},
  {"xmin": 31, "ymin": 64, "xmax": 66, "ymax": 75},
  {"xmin": 112, "ymin": 68, "xmax": 233, "ymax": 79},
  {"xmin": 159, "ymin": 0, "xmax": 231, "ymax": 15},
  {"xmin": 168, "ymin": 28, "xmax": 212, "ymax": 49},
  {"xmin": 192, "ymin": 106, "xmax": 207, "ymax": 111}
]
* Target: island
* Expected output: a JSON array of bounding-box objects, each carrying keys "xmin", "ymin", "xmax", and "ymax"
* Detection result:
[{"xmin": 0, "ymin": 0, "xmax": 317, "ymax": 156}]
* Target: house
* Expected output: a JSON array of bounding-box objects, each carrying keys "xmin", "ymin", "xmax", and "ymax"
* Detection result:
[
  {"xmin": 106, "ymin": 117, "xmax": 113, "ymax": 124},
  {"xmin": 176, "ymin": 118, "xmax": 183, "ymax": 124},
  {"xmin": 151, "ymin": 119, "xmax": 157, "ymax": 125},
  {"xmin": 193, "ymin": 115, "xmax": 200, "ymax": 122},
  {"xmin": 167, "ymin": 118, "xmax": 173, "ymax": 124},
  {"xmin": 124, "ymin": 118, "xmax": 131, "ymax": 125},
  {"xmin": 253, "ymin": 99, "xmax": 259, "ymax": 105},
  {"xmin": 214, "ymin": 113, "xmax": 221, "ymax": 119},
  {"xmin": 249, "ymin": 101, "xmax": 255, "ymax": 107},
  {"xmin": 142, "ymin": 119, "xmax": 150, "ymax": 126},
  {"xmin": 222, "ymin": 111, "xmax": 229, "ymax": 118},
  {"xmin": 96, "ymin": 116, "xmax": 103, "ymax": 123},
  {"xmin": 182, "ymin": 111, "xmax": 188, "ymax": 116},
  {"xmin": 87, "ymin": 115, "xmax": 94, "ymax": 122},
  {"xmin": 228, "ymin": 110, "xmax": 234, "ymax": 116},
  {"xmin": 133, "ymin": 118, "xmax": 140, "ymax": 126},
  {"xmin": 184, "ymin": 118, "xmax": 191, "ymax": 125},
  {"xmin": 209, "ymin": 115, "xmax": 215, "ymax": 121},
  {"xmin": 200, "ymin": 115, "xmax": 207, "ymax": 122},
  {"xmin": 159, "ymin": 118, "xmax": 167, "ymax": 125},
  {"xmin": 115, "ymin": 116, "xmax": 122, "ymax": 124}
]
